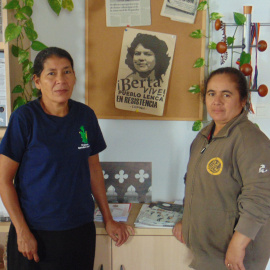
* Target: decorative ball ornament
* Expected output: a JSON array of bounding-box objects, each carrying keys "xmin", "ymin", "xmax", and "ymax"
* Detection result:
[
  {"xmin": 240, "ymin": 63, "xmax": 253, "ymax": 76},
  {"xmin": 216, "ymin": 42, "xmax": 227, "ymax": 54},
  {"xmin": 215, "ymin": 19, "xmax": 222, "ymax": 31},
  {"xmin": 258, "ymin": 40, "xmax": 267, "ymax": 52},
  {"xmin": 258, "ymin": 84, "xmax": 268, "ymax": 97}
]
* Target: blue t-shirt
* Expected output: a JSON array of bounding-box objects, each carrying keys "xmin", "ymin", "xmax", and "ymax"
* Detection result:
[{"xmin": 0, "ymin": 98, "xmax": 106, "ymax": 231}]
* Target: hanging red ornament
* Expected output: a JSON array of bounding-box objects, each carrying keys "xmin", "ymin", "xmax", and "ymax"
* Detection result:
[
  {"xmin": 216, "ymin": 42, "xmax": 227, "ymax": 54},
  {"xmin": 258, "ymin": 84, "xmax": 268, "ymax": 97},
  {"xmin": 215, "ymin": 19, "xmax": 222, "ymax": 31},
  {"xmin": 258, "ymin": 40, "xmax": 267, "ymax": 52},
  {"xmin": 240, "ymin": 63, "xmax": 253, "ymax": 76}
]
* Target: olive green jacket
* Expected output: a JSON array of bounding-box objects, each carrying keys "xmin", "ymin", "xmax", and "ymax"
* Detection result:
[{"xmin": 182, "ymin": 111, "xmax": 270, "ymax": 270}]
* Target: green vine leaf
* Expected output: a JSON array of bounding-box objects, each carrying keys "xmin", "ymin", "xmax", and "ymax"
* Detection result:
[
  {"xmin": 188, "ymin": 84, "xmax": 201, "ymax": 94},
  {"xmin": 210, "ymin": 12, "xmax": 223, "ymax": 21},
  {"xmin": 62, "ymin": 0, "xmax": 74, "ymax": 11},
  {"xmin": 15, "ymin": 11, "xmax": 28, "ymax": 21},
  {"xmin": 31, "ymin": 41, "xmax": 48, "ymax": 51},
  {"xmin": 13, "ymin": 96, "xmax": 27, "ymax": 111},
  {"xmin": 11, "ymin": 45, "xmax": 20, "ymax": 57},
  {"xmin": 4, "ymin": 23, "xmax": 22, "ymax": 42},
  {"xmin": 18, "ymin": 49, "xmax": 29, "ymax": 64},
  {"xmin": 23, "ymin": 73, "xmax": 32, "ymax": 84},
  {"xmin": 24, "ymin": 27, "xmax": 38, "ymax": 41},
  {"xmin": 32, "ymin": 88, "xmax": 41, "ymax": 98},
  {"xmin": 227, "ymin": 36, "xmax": 235, "ymax": 46},
  {"xmin": 190, "ymin": 29, "xmax": 203, "ymax": 39},
  {"xmin": 12, "ymin": 85, "xmax": 24, "ymax": 94},
  {"xmin": 197, "ymin": 1, "xmax": 207, "ymax": 11},
  {"xmin": 25, "ymin": 18, "xmax": 34, "ymax": 29},
  {"xmin": 234, "ymin": 12, "xmax": 246, "ymax": 26},
  {"xmin": 23, "ymin": 0, "xmax": 34, "ymax": 8},
  {"xmin": 22, "ymin": 60, "xmax": 33, "ymax": 74},
  {"xmin": 193, "ymin": 58, "xmax": 205, "ymax": 68},
  {"xmin": 208, "ymin": 42, "xmax": 216, "ymax": 49},
  {"xmin": 192, "ymin": 120, "xmax": 203, "ymax": 132},
  {"xmin": 4, "ymin": 0, "xmax": 20, "ymax": 9},
  {"xmin": 48, "ymin": 0, "xmax": 62, "ymax": 15},
  {"xmin": 239, "ymin": 51, "xmax": 251, "ymax": 66},
  {"xmin": 21, "ymin": 6, "xmax": 33, "ymax": 17}
]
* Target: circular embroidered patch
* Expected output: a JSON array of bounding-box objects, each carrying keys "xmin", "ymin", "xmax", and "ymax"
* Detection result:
[{"xmin": 206, "ymin": 157, "xmax": 223, "ymax": 175}]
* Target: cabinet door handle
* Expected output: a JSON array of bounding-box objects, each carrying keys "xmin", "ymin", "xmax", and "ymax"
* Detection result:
[
  {"xmin": 100, "ymin": 264, "xmax": 103, "ymax": 270},
  {"xmin": 120, "ymin": 265, "xmax": 124, "ymax": 270}
]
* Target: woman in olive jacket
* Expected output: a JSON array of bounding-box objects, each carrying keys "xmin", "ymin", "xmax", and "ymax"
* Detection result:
[{"xmin": 173, "ymin": 67, "xmax": 270, "ymax": 270}]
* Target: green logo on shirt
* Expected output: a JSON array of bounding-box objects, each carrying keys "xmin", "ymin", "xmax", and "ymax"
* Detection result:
[{"xmin": 79, "ymin": 126, "xmax": 88, "ymax": 144}]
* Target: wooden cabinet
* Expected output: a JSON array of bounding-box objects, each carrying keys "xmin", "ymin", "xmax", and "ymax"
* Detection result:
[
  {"xmin": 94, "ymin": 204, "xmax": 193, "ymax": 270},
  {"xmin": 94, "ymin": 235, "xmax": 193, "ymax": 270},
  {"xmin": 94, "ymin": 235, "xmax": 112, "ymax": 270},
  {"xmin": 112, "ymin": 236, "xmax": 192, "ymax": 270},
  {"xmin": 0, "ymin": 205, "xmax": 193, "ymax": 270}
]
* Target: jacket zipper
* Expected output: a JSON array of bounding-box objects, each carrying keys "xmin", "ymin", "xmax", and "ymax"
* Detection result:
[
  {"xmin": 201, "ymin": 137, "xmax": 216, "ymax": 154},
  {"xmin": 186, "ymin": 138, "xmax": 215, "ymax": 247}
]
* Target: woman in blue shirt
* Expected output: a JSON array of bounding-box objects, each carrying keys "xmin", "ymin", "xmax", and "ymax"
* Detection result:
[{"xmin": 0, "ymin": 47, "xmax": 134, "ymax": 270}]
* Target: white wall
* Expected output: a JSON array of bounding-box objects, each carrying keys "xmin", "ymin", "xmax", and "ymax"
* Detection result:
[
  {"xmin": 210, "ymin": 0, "xmax": 270, "ymax": 137},
  {"xmin": 31, "ymin": 0, "xmax": 198, "ymax": 202},
  {"xmin": 32, "ymin": 0, "xmax": 270, "ymax": 184},
  {"xmin": 31, "ymin": 0, "xmax": 270, "ymax": 200},
  {"xmin": 30, "ymin": 0, "xmax": 270, "ymax": 268}
]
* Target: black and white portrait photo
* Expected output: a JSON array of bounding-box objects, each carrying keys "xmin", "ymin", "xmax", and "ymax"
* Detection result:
[{"xmin": 115, "ymin": 28, "xmax": 176, "ymax": 116}]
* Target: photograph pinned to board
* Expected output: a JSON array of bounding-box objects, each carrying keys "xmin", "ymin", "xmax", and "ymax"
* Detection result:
[
  {"xmin": 115, "ymin": 28, "xmax": 176, "ymax": 116},
  {"xmin": 161, "ymin": 0, "xmax": 200, "ymax": 24},
  {"xmin": 105, "ymin": 0, "xmax": 151, "ymax": 27}
]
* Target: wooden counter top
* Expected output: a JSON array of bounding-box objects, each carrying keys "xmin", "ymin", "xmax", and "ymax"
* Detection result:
[
  {"xmin": 95, "ymin": 203, "xmax": 175, "ymax": 236},
  {"xmin": 0, "ymin": 203, "xmax": 175, "ymax": 236},
  {"xmin": 0, "ymin": 222, "xmax": 9, "ymax": 233}
]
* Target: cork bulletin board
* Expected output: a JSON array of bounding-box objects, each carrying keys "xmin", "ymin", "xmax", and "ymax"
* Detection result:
[{"xmin": 85, "ymin": 0, "xmax": 206, "ymax": 120}]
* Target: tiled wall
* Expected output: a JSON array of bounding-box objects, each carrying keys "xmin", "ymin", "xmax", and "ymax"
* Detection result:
[{"xmin": 101, "ymin": 162, "xmax": 152, "ymax": 203}]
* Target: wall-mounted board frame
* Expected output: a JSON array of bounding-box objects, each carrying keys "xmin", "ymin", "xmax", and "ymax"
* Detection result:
[{"xmin": 85, "ymin": 0, "xmax": 205, "ymax": 120}]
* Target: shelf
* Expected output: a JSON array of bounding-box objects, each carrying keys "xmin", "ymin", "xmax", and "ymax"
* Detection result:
[
  {"xmin": 0, "ymin": 222, "xmax": 9, "ymax": 233},
  {"xmin": 0, "ymin": 42, "xmax": 4, "ymax": 51},
  {"xmin": 95, "ymin": 203, "xmax": 175, "ymax": 236},
  {"xmin": 0, "ymin": 128, "xmax": 7, "ymax": 139},
  {"xmin": 0, "ymin": 204, "xmax": 176, "ymax": 235}
]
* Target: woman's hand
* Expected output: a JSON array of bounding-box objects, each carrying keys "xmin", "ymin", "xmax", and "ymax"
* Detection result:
[
  {"xmin": 105, "ymin": 219, "xmax": 135, "ymax": 247},
  {"xmin": 225, "ymin": 231, "xmax": 251, "ymax": 270},
  {"xmin": 89, "ymin": 155, "xmax": 135, "ymax": 247},
  {"xmin": 17, "ymin": 227, "xmax": 39, "ymax": 262},
  {"xmin": 172, "ymin": 221, "xmax": 185, "ymax": 243}
]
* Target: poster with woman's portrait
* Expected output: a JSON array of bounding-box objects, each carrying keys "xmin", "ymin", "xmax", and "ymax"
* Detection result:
[{"xmin": 115, "ymin": 28, "xmax": 176, "ymax": 116}]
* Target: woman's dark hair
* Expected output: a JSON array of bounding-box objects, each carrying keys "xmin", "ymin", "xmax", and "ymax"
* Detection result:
[
  {"xmin": 204, "ymin": 67, "xmax": 249, "ymax": 108},
  {"xmin": 33, "ymin": 47, "xmax": 74, "ymax": 77},
  {"xmin": 125, "ymin": 33, "xmax": 171, "ymax": 81}
]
